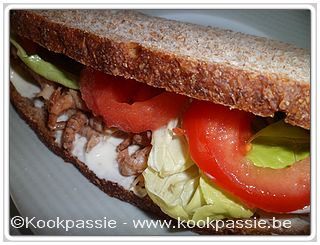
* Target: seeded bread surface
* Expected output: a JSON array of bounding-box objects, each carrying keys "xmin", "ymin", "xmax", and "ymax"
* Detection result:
[{"xmin": 10, "ymin": 10, "xmax": 310, "ymax": 129}]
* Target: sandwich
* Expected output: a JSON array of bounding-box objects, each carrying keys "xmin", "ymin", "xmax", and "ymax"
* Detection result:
[{"xmin": 9, "ymin": 9, "xmax": 311, "ymax": 235}]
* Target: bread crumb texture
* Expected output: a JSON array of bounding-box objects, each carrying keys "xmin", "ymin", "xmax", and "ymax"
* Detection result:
[{"xmin": 10, "ymin": 10, "xmax": 310, "ymax": 129}]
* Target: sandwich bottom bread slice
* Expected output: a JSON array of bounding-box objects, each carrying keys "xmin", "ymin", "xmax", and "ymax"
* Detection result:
[{"xmin": 9, "ymin": 35, "xmax": 310, "ymax": 235}]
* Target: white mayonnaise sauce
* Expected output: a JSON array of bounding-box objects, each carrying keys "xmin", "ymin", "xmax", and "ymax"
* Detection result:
[
  {"xmin": 10, "ymin": 65, "xmax": 311, "ymax": 213},
  {"xmin": 11, "ymin": 65, "xmax": 135, "ymax": 190},
  {"xmin": 72, "ymin": 134, "xmax": 135, "ymax": 190},
  {"xmin": 55, "ymin": 131, "xmax": 135, "ymax": 190},
  {"xmin": 34, "ymin": 99, "xmax": 44, "ymax": 108},
  {"xmin": 57, "ymin": 114, "xmax": 69, "ymax": 122},
  {"xmin": 10, "ymin": 65, "xmax": 40, "ymax": 98}
]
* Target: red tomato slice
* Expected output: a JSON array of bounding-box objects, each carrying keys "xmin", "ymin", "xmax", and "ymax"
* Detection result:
[
  {"xmin": 80, "ymin": 68, "xmax": 188, "ymax": 133},
  {"xmin": 183, "ymin": 100, "xmax": 310, "ymax": 213}
]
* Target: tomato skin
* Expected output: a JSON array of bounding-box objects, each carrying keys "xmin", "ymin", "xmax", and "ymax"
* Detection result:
[
  {"xmin": 183, "ymin": 100, "xmax": 310, "ymax": 213},
  {"xmin": 80, "ymin": 68, "xmax": 188, "ymax": 133}
]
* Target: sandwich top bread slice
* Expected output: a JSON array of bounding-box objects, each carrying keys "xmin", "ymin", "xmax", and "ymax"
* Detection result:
[
  {"xmin": 9, "ymin": 9, "xmax": 311, "ymax": 235},
  {"xmin": 11, "ymin": 9, "xmax": 310, "ymax": 129}
]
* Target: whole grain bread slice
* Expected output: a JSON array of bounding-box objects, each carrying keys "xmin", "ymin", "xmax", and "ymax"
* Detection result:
[
  {"xmin": 10, "ymin": 82, "xmax": 310, "ymax": 235},
  {"xmin": 10, "ymin": 10, "xmax": 310, "ymax": 129}
]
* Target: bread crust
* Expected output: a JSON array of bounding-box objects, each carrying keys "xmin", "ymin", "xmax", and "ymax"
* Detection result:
[
  {"xmin": 10, "ymin": 10, "xmax": 310, "ymax": 129},
  {"xmin": 10, "ymin": 83, "xmax": 310, "ymax": 235}
]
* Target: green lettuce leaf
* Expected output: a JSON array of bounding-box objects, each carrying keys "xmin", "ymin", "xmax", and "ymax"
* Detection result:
[
  {"xmin": 143, "ymin": 121, "xmax": 254, "ymax": 222},
  {"xmin": 147, "ymin": 119, "xmax": 194, "ymax": 177},
  {"xmin": 196, "ymin": 174, "xmax": 253, "ymax": 221},
  {"xmin": 143, "ymin": 165, "xmax": 199, "ymax": 220},
  {"xmin": 143, "ymin": 119, "xmax": 309, "ymax": 223},
  {"xmin": 10, "ymin": 38, "xmax": 79, "ymax": 89},
  {"xmin": 247, "ymin": 120, "xmax": 310, "ymax": 169}
]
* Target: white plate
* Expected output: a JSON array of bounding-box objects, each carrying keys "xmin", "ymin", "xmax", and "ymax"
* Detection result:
[{"xmin": 9, "ymin": 9, "xmax": 310, "ymax": 236}]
